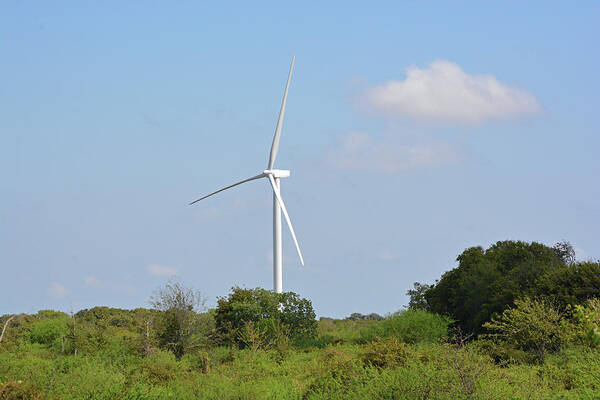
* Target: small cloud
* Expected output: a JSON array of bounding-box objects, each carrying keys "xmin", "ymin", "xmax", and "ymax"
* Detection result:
[
  {"xmin": 148, "ymin": 264, "xmax": 178, "ymax": 277},
  {"xmin": 47, "ymin": 283, "xmax": 67, "ymax": 298},
  {"xmin": 378, "ymin": 250, "xmax": 400, "ymax": 261},
  {"xmin": 84, "ymin": 276, "xmax": 102, "ymax": 288},
  {"xmin": 328, "ymin": 132, "xmax": 459, "ymax": 173},
  {"xmin": 363, "ymin": 60, "xmax": 541, "ymax": 123}
]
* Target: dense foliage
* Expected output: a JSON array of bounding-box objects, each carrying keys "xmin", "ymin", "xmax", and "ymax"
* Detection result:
[
  {"xmin": 368, "ymin": 309, "xmax": 453, "ymax": 344},
  {"xmin": 214, "ymin": 287, "xmax": 317, "ymax": 347},
  {"xmin": 422, "ymin": 240, "xmax": 600, "ymax": 334},
  {"xmin": 2, "ymin": 303, "xmax": 600, "ymax": 399},
  {"xmin": 483, "ymin": 297, "xmax": 567, "ymax": 363}
]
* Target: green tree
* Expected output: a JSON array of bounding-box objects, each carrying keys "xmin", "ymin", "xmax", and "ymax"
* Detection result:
[
  {"xmin": 214, "ymin": 287, "xmax": 317, "ymax": 347},
  {"xmin": 536, "ymin": 261, "xmax": 600, "ymax": 309},
  {"xmin": 406, "ymin": 282, "xmax": 432, "ymax": 310},
  {"xmin": 553, "ymin": 240, "xmax": 576, "ymax": 264},
  {"xmin": 150, "ymin": 280, "xmax": 212, "ymax": 358},
  {"xmin": 425, "ymin": 240, "xmax": 564, "ymax": 334}
]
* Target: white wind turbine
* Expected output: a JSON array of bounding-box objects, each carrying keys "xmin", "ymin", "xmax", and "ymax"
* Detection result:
[{"xmin": 189, "ymin": 56, "xmax": 304, "ymax": 293}]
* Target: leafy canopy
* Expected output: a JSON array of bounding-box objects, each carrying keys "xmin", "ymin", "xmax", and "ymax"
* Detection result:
[
  {"xmin": 423, "ymin": 240, "xmax": 600, "ymax": 334},
  {"xmin": 214, "ymin": 287, "xmax": 317, "ymax": 347}
]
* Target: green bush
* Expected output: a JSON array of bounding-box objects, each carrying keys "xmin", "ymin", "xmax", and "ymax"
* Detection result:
[
  {"xmin": 140, "ymin": 350, "xmax": 180, "ymax": 384},
  {"xmin": 29, "ymin": 317, "xmax": 68, "ymax": 346},
  {"xmin": 181, "ymin": 351, "xmax": 210, "ymax": 373},
  {"xmin": 368, "ymin": 309, "xmax": 452, "ymax": 344},
  {"xmin": 483, "ymin": 297, "xmax": 568, "ymax": 363},
  {"xmin": 209, "ymin": 345, "xmax": 238, "ymax": 365},
  {"xmin": 361, "ymin": 337, "xmax": 409, "ymax": 368},
  {"xmin": 473, "ymin": 339, "xmax": 535, "ymax": 365},
  {"xmin": 572, "ymin": 298, "xmax": 600, "ymax": 348},
  {"xmin": 215, "ymin": 287, "xmax": 317, "ymax": 347}
]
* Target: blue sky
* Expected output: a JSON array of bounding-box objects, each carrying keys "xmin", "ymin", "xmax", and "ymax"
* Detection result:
[{"xmin": 1, "ymin": 1, "xmax": 599, "ymax": 318}]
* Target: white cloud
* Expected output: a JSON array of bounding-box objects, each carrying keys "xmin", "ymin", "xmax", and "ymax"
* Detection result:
[
  {"xmin": 328, "ymin": 132, "xmax": 459, "ymax": 173},
  {"xmin": 364, "ymin": 60, "xmax": 541, "ymax": 123},
  {"xmin": 378, "ymin": 250, "xmax": 400, "ymax": 261},
  {"xmin": 47, "ymin": 283, "xmax": 67, "ymax": 298},
  {"xmin": 147, "ymin": 264, "xmax": 178, "ymax": 277},
  {"xmin": 84, "ymin": 276, "xmax": 102, "ymax": 288}
]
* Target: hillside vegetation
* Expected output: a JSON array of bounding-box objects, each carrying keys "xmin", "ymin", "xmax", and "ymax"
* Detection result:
[{"xmin": 1, "ymin": 240, "xmax": 599, "ymax": 399}]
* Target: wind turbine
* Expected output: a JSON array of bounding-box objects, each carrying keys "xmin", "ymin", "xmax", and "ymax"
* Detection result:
[{"xmin": 189, "ymin": 56, "xmax": 304, "ymax": 293}]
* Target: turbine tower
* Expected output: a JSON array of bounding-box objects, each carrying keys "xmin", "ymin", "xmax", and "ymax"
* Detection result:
[{"xmin": 189, "ymin": 56, "xmax": 303, "ymax": 293}]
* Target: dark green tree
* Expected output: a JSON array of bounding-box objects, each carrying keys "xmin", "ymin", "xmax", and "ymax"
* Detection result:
[
  {"xmin": 406, "ymin": 282, "xmax": 432, "ymax": 310},
  {"xmin": 425, "ymin": 240, "xmax": 564, "ymax": 334},
  {"xmin": 552, "ymin": 241, "xmax": 576, "ymax": 265},
  {"xmin": 536, "ymin": 261, "xmax": 600, "ymax": 309},
  {"xmin": 214, "ymin": 287, "xmax": 317, "ymax": 347}
]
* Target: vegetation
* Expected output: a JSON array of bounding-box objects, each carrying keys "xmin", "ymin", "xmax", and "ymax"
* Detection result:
[
  {"xmin": 149, "ymin": 281, "xmax": 212, "ymax": 358},
  {"xmin": 1, "ymin": 240, "xmax": 599, "ymax": 399},
  {"xmin": 215, "ymin": 286, "xmax": 317, "ymax": 348},
  {"xmin": 420, "ymin": 240, "xmax": 600, "ymax": 334},
  {"xmin": 482, "ymin": 297, "xmax": 567, "ymax": 363}
]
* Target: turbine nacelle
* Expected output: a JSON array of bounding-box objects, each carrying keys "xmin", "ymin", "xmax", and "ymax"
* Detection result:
[{"xmin": 264, "ymin": 169, "xmax": 290, "ymax": 179}]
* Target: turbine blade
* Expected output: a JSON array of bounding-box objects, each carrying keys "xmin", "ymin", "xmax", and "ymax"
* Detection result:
[
  {"xmin": 189, "ymin": 173, "xmax": 265, "ymax": 205},
  {"xmin": 267, "ymin": 174, "xmax": 305, "ymax": 266},
  {"xmin": 267, "ymin": 56, "xmax": 295, "ymax": 170}
]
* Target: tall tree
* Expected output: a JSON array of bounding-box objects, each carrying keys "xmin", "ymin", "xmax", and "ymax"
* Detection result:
[{"xmin": 425, "ymin": 240, "xmax": 564, "ymax": 334}]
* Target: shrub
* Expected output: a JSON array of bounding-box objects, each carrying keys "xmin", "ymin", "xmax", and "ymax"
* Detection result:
[
  {"xmin": 475, "ymin": 339, "xmax": 537, "ymax": 366},
  {"xmin": 0, "ymin": 380, "xmax": 43, "ymax": 400},
  {"xmin": 361, "ymin": 337, "xmax": 409, "ymax": 368},
  {"xmin": 321, "ymin": 347, "xmax": 362, "ymax": 380},
  {"xmin": 209, "ymin": 346, "xmax": 238, "ymax": 365},
  {"xmin": 294, "ymin": 334, "xmax": 335, "ymax": 349},
  {"xmin": 445, "ymin": 346, "xmax": 490, "ymax": 398},
  {"xmin": 483, "ymin": 297, "xmax": 567, "ymax": 363},
  {"xmin": 29, "ymin": 318, "xmax": 68, "ymax": 347},
  {"xmin": 572, "ymin": 298, "xmax": 600, "ymax": 348},
  {"xmin": 140, "ymin": 350, "xmax": 179, "ymax": 384},
  {"xmin": 181, "ymin": 351, "xmax": 210, "ymax": 373},
  {"xmin": 369, "ymin": 309, "xmax": 452, "ymax": 344}
]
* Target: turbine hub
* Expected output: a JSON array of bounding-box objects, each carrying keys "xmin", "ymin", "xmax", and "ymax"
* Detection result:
[{"xmin": 264, "ymin": 169, "xmax": 290, "ymax": 178}]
